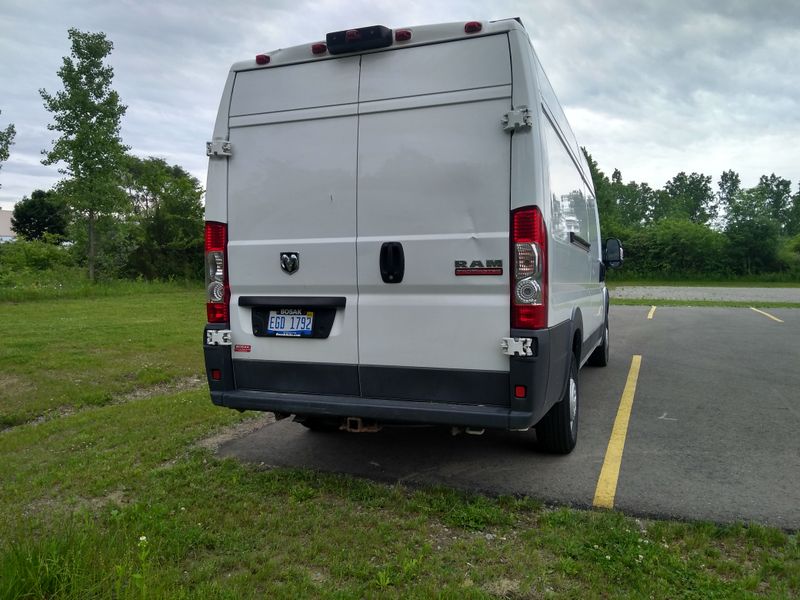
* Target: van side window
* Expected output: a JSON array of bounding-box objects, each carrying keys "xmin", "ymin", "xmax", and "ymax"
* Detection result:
[{"xmin": 544, "ymin": 117, "xmax": 589, "ymax": 244}]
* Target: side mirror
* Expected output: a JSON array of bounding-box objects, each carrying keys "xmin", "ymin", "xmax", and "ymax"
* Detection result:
[{"xmin": 603, "ymin": 238, "xmax": 624, "ymax": 269}]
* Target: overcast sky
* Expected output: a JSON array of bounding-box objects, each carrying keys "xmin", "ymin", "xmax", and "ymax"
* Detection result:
[{"xmin": 1, "ymin": 0, "xmax": 798, "ymax": 209}]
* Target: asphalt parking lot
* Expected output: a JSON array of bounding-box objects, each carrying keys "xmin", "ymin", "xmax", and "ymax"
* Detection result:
[{"xmin": 218, "ymin": 305, "xmax": 800, "ymax": 529}]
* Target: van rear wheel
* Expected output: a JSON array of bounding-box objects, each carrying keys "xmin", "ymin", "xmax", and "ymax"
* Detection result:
[{"xmin": 536, "ymin": 354, "xmax": 579, "ymax": 454}]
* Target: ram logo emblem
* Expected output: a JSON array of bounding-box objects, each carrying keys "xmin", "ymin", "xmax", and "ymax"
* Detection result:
[
  {"xmin": 454, "ymin": 259, "xmax": 503, "ymax": 276},
  {"xmin": 280, "ymin": 252, "xmax": 299, "ymax": 275}
]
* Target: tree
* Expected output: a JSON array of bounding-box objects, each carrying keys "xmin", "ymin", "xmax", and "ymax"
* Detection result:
[
  {"xmin": 40, "ymin": 28, "xmax": 128, "ymax": 281},
  {"xmin": 725, "ymin": 188, "xmax": 781, "ymax": 275},
  {"xmin": 11, "ymin": 189, "xmax": 70, "ymax": 241},
  {"xmin": 716, "ymin": 170, "xmax": 740, "ymax": 229},
  {"xmin": 122, "ymin": 156, "xmax": 204, "ymax": 279},
  {"xmin": 754, "ymin": 174, "xmax": 792, "ymax": 232},
  {"xmin": 787, "ymin": 187, "xmax": 800, "ymax": 237},
  {"xmin": 0, "ymin": 110, "xmax": 15, "ymax": 187},
  {"xmin": 659, "ymin": 171, "xmax": 716, "ymax": 225},
  {"xmin": 615, "ymin": 180, "xmax": 657, "ymax": 227}
]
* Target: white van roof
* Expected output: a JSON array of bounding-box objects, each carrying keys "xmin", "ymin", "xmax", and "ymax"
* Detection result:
[{"xmin": 230, "ymin": 19, "xmax": 527, "ymax": 72}]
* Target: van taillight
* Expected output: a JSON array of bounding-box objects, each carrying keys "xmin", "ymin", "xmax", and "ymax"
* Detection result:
[
  {"xmin": 511, "ymin": 206, "xmax": 547, "ymax": 329},
  {"xmin": 205, "ymin": 221, "xmax": 229, "ymax": 324}
]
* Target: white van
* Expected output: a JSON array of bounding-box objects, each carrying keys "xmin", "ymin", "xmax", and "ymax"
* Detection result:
[{"xmin": 203, "ymin": 19, "xmax": 623, "ymax": 453}]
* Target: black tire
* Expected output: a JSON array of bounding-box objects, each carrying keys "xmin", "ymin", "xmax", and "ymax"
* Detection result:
[
  {"xmin": 587, "ymin": 320, "xmax": 609, "ymax": 367},
  {"xmin": 298, "ymin": 417, "xmax": 341, "ymax": 433},
  {"xmin": 536, "ymin": 353, "xmax": 579, "ymax": 454}
]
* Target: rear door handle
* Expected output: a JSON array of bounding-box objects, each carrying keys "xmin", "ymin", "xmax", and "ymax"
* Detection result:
[{"xmin": 379, "ymin": 242, "xmax": 405, "ymax": 284}]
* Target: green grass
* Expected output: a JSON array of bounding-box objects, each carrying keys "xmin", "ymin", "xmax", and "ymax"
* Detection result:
[
  {"xmin": 0, "ymin": 266, "xmax": 202, "ymax": 302},
  {"xmin": 613, "ymin": 298, "xmax": 800, "ymax": 308},
  {"xmin": 608, "ymin": 279, "xmax": 800, "ymax": 288},
  {"xmin": 1, "ymin": 290, "xmax": 798, "ymax": 598},
  {"xmin": 0, "ymin": 289, "xmax": 206, "ymax": 427},
  {"xmin": 2, "ymin": 392, "xmax": 798, "ymax": 598}
]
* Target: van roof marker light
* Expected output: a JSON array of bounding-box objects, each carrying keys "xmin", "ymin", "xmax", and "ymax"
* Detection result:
[
  {"xmin": 395, "ymin": 29, "xmax": 412, "ymax": 42},
  {"xmin": 311, "ymin": 43, "xmax": 327, "ymax": 55},
  {"xmin": 255, "ymin": 54, "xmax": 270, "ymax": 65},
  {"xmin": 464, "ymin": 21, "xmax": 482, "ymax": 34}
]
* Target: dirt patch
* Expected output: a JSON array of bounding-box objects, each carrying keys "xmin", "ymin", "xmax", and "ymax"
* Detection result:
[
  {"xmin": 24, "ymin": 488, "xmax": 129, "ymax": 519},
  {"xmin": 196, "ymin": 413, "xmax": 275, "ymax": 452},
  {"xmin": 482, "ymin": 577, "xmax": 522, "ymax": 597},
  {"xmin": 1, "ymin": 375, "xmax": 206, "ymax": 434},
  {"xmin": 116, "ymin": 375, "xmax": 205, "ymax": 402},
  {"xmin": 88, "ymin": 489, "xmax": 128, "ymax": 511}
]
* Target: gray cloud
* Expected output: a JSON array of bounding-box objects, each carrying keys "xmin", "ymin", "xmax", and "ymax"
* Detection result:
[{"xmin": 1, "ymin": 0, "xmax": 798, "ymax": 208}]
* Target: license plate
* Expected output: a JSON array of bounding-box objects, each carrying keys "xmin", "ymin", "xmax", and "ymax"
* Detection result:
[{"xmin": 266, "ymin": 310, "xmax": 314, "ymax": 337}]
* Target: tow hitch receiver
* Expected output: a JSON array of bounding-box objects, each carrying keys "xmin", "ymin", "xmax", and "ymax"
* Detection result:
[{"xmin": 343, "ymin": 417, "xmax": 382, "ymax": 433}]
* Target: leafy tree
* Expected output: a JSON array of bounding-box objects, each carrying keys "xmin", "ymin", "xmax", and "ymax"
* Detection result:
[
  {"xmin": 616, "ymin": 180, "xmax": 657, "ymax": 227},
  {"xmin": 717, "ymin": 170, "xmax": 740, "ymax": 211},
  {"xmin": 716, "ymin": 170, "xmax": 740, "ymax": 229},
  {"xmin": 787, "ymin": 188, "xmax": 800, "ymax": 237},
  {"xmin": 725, "ymin": 188, "xmax": 781, "ymax": 275},
  {"xmin": 40, "ymin": 28, "xmax": 128, "ymax": 281},
  {"xmin": 0, "ymin": 110, "xmax": 15, "ymax": 187},
  {"xmin": 657, "ymin": 172, "xmax": 716, "ymax": 224},
  {"xmin": 754, "ymin": 174, "xmax": 792, "ymax": 231},
  {"xmin": 122, "ymin": 156, "xmax": 204, "ymax": 279},
  {"xmin": 11, "ymin": 190, "xmax": 70, "ymax": 241}
]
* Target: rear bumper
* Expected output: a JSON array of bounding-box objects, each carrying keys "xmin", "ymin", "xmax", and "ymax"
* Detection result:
[
  {"xmin": 210, "ymin": 388, "xmax": 530, "ymax": 429},
  {"xmin": 203, "ymin": 320, "xmax": 572, "ymax": 430}
]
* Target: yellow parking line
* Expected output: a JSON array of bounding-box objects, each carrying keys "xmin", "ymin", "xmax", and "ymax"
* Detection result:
[
  {"xmin": 647, "ymin": 306, "xmax": 656, "ymax": 320},
  {"xmin": 749, "ymin": 307, "xmax": 783, "ymax": 323},
  {"xmin": 593, "ymin": 355, "xmax": 642, "ymax": 509}
]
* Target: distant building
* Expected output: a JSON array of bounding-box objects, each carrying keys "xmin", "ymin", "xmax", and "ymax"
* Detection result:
[{"xmin": 0, "ymin": 209, "xmax": 15, "ymax": 242}]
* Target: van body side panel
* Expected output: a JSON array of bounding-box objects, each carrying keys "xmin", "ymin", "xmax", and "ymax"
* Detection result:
[
  {"xmin": 508, "ymin": 30, "xmax": 544, "ymax": 214},
  {"xmin": 226, "ymin": 58, "xmax": 361, "ymax": 367},
  {"xmin": 205, "ymin": 71, "xmax": 235, "ymax": 224},
  {"xmin": 534, "ymin": 56, "xmax": 604, "ymax": 341},
  {"xmin": 356, "ymin": 35, "xmax": 512, "ymax": 373}
]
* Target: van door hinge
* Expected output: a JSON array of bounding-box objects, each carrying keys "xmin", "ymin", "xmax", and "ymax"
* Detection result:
[
  {"xmin": 206, "ymin": 140, "xmax": 232, "ymax": 158},
  {"xmin": 206, "ymin": 329, "xmax": 232, "ymax": 346},
  {"xmin": 502, "ymin": 106, "xmax": 532, "ymax": 132},
  {"xmin": 501, "ymin": 337, "xmax": 535, "ymax": 357}
]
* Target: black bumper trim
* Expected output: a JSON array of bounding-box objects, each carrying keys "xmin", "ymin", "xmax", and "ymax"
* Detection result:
[
  {"xmin": 211, "ymin": 389, "xmax": 535, "ymax": 429},
  {"xmin": 359, "ymin": 365, "xmax": 508, "ymax": 406},
  {"xmin": 234, "ymin": 360, "xmax": 360, "ymax": 396}
]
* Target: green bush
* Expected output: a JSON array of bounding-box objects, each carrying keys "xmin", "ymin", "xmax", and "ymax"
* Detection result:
[
  {"xmin": 776, "ymin": 234, "xmax": 800, "ymax": 277},
  {"xmin": 0, "ymin": 238, "xmax": 75, "ymax": 272},
  {"xmin": 618, "ymin": 219, "xmax": 730, "ymax": 279}
]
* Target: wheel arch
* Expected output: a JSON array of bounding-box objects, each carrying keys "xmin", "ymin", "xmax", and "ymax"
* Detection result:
[{"xmin": 540, "ymin": 308, "xmax": 582, "ymax": 417}]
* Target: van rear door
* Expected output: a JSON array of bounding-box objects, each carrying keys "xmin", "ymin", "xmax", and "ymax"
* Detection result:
[
  {"xmin": 226, "ymin": 58, "xmax": 361, "ymax": 394},
  {"xmin": 356, "ymin": 35, "xmax": 513, "ymax": 401}
]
